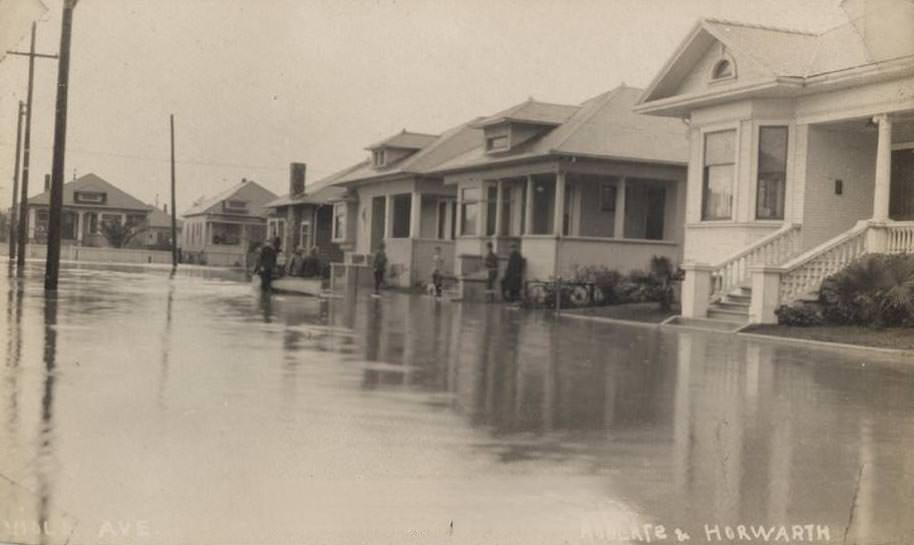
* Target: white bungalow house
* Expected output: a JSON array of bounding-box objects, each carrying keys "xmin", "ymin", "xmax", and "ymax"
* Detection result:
[
  {"xmin": 328, "ymin": 126, "xmax": 482, "ymax": 288},
  {"xmin": 26, "ymin": 173, "xmax": 165, "ymax": 249},
  {"xmin": 180, "ymin": 179, "xmax": 277, "ymax": 267},
  {"xmin": 430, "ymin": 85, "xmax": 689, "ymax": 290},
  {"xmin": 636, "ymin": 0, "xmax": 914, "ymax": 324}
]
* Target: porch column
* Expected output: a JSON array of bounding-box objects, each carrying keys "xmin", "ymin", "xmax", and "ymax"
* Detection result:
[
  {"xmin": 494, "ymin": 180, "xmax": 504, "ymax": 238},
  {"xmin": 76, "ymin": 211, "xmax": 84, "ymax": 243},
  {"xmin": 872, "ymin": 113, "xmax": 892, "ymax": 222},
  {"xmin": 681, "ymin": 262, "xmax": 713, "ymax": 318},
  {"xmin": 384, "ymin": 194, "xmax": 393, "ymax": 240},
  {"xmin": 121, "ymin": 213, "xmax": 127, "ymax": 226},
  {"xmin": 28, "ymin": 207, "xmax": 36, "ymax": 239},
  {"xmin": 524, "ymin": 175, "xmax": 534, "ymax": 234},
  {"xmin": 553, "ymin": 172, "xmax": 565, "ymax": 237},
  {"xmin": 409, "ymin": 192, "xmax": 421, "ymax": 239},
  {"xmin": 749, "ymin": 266, "xmax": 783, "ymax": 324},
  {"xmin": 614, "ymin": 177, "xmax": 627, "ymax": 239}
]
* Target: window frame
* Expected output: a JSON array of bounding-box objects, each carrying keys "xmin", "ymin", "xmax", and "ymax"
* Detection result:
[
  {"xmin": 332, "ymin": 203, "xmax": 347, "ymax": 241},
  {"xmin": 754, "ymin": 123, "xmax": 790, "ymax": 221},
  {"xmin": 700, "ymin": 127, "xmax": 738, "ymax": 222},
  {"xmin": 459, "ymin": 186, "xmax": 481, "ymax": 236}
]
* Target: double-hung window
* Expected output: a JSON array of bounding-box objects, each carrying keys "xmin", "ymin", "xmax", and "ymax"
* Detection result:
[
  {"xmin": 702, "ymin": 130, "xmax": 736, "ymax": 220},
  {"xmin": 756, "ymin": 126, "xmax": 788, "ymax": 220}
]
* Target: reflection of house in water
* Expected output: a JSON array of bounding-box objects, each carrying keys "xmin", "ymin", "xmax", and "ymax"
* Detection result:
[{"xmin": 329, "ymin": 294, "xmax": 914, "ymax": 542}]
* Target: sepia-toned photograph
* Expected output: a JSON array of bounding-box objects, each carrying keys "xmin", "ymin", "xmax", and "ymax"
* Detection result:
[{"xmin": 2, "ymin": 1, "xmax": 914, "ymax": 544}]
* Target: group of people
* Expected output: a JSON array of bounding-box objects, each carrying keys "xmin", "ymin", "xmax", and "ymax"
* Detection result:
[
  {"xmin": 484, "ymin": 241, "xmax": 523, "ymax": 302},
  {"xmin": 370, "ymin": 241, "xmax": 523, "ymax": 302},
  {"xmin": 253, "ymin": 237, "xmax": 323, "ymax": 291}
]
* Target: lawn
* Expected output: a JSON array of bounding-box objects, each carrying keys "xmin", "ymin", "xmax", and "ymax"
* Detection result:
[
  {"xmin": 743, "ymin": 324, "xmax": 914, "ymax": 351},
  {"xmin": 562, "ymin": 302, "xmax": 677, "ymax": 324}
]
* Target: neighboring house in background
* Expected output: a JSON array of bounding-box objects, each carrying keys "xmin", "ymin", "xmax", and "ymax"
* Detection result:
[
  {"xmin": 636, "ymin": 0, "xmax": 914, "ymax": 324},
  {"xmin": 328, "ymin": 126, "xmax": 482, "ymax": 288},
  {"xmin": 180, "ymin": 179, "xmax": 277, "ymax": 267},
  {"xmin": 263, "ymin": 163, "xmax": 356, "ymax": 266},
  {"xmin": 143, "ymin": 206, "xmax": 183, "ymax": 250},
  {"xmin": 430, "ymin": 85, "xmax": 689, "ymax": 285},
  {"xmin": 25, "ymin": 173, "xmax": 154, "ymax": 248}
]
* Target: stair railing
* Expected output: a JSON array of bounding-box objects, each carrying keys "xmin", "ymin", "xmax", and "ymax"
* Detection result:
[
  {"xmin": 777, "ymin": 222, "xmax": 869, "ymax": 303},
  {"xmin": 709, "ymin": 223, "xmax": 802, "ymax": 302},
  {"xmin": 887, "ymin": 221, "xmax": 914, "ymax": 254}
]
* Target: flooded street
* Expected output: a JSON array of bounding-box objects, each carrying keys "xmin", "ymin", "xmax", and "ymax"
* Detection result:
[{"xmin": 2, "ymin": 264, "xmax": 914, "ymax": 545}]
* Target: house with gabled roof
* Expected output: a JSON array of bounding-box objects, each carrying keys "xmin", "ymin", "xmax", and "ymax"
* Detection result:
[
  {"xmin": 636, "ymin": 0, "xmax": 914, "ymax": 325},
  {"xmin": 429, "ymin": 85, "xmax": 689, "ymax": 285},
  {"xmin": 328, "ymin": 125, "xmax": 483, "ymax": 288},
  {"xmin": 26, "ymin": 173, "xmax": 154, "ymax": 248},
  {"xmin": 262, "ymin": 162, "xmax": 355, "ymax": 266},
  {"xmin": 180, "ymin": 178, "xmax": 277, "ymax": 267}
]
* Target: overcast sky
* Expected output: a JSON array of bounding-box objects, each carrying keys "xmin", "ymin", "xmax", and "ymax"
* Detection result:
[{"xmin": 0, "ymin": 0, "xmax": 849, "ymax": 212}]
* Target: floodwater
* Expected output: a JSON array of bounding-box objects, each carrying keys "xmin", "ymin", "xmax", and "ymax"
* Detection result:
[{"xmin": 2, "ymin": 263, "xmax": 914, "ymax": 545}]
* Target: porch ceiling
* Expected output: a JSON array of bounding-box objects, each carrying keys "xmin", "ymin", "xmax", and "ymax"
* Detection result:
[{"xmin": 817, "ymin": 112, "xmax": 914, "ymax": 144}]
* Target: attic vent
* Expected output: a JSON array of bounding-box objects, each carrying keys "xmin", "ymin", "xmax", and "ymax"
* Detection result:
[
  {"xmin": 74, "ymin": 191, "xmax": 106, "ymax": 204},
  {"xmin": 710, "ymin": 57, "xmax": 735, "ymax": 81},
  {"xmin": 223, "ymin": 200, "xmax": 248, "ymax": 213}
]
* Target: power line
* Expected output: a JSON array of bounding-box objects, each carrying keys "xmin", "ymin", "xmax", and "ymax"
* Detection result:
[{"xmin": 0, "ymin": 140, "xmax": 336, "ymax": 177}]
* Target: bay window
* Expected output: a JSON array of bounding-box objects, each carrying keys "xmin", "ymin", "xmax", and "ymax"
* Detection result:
[
  {"xmin": 702, "ymin": 129, "xmax": 736, "ymax": 220},
  {"xmin": 756, "ymin": 126, "xmax": 788, "ymax": 220}
]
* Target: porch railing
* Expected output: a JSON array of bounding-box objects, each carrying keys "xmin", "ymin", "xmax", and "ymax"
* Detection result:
[
  {"xmin": 778, "ymin": 222, "xmax": 869, "ymax": 302},
  {"xmin": 709, "ymin": 223, "xmax": 801, "ymax": 301},
  {"xmin": 887, "ymin": 221, "xmax": 914, "ymax": 253}
]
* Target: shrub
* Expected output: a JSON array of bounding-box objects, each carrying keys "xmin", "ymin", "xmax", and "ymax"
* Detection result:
[
  {"xmin": 818, "ymin": 254, "xmax": 914, "ymax": 328},
  {"xmin": 775, "ymin": 303, "xmax": 825, "ymax": 327}
]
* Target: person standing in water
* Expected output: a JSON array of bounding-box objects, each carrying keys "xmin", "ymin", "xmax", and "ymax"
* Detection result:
[
  {"xmin": 484, "ymin": 242, "xmax": 499, "ymax": 302},
  {"xmin": 501, "ymin": 242, "xmax": 524, "ymax": 302},
  {"xmin": 254, "ymin": 239, "xmax": 278, "ymax": 291},
  {"xmin": 373, "ymin": 242, "xmax": 388, "ymax": 295},
  {"xmin": 431, "ymin": 246, "xmax": 444, "ymax": 297}
]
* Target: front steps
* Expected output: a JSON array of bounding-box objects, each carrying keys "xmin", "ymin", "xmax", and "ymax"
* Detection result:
[{"xmin": 707, "ymin": 286, "xmax": 751, "ymax": 324}]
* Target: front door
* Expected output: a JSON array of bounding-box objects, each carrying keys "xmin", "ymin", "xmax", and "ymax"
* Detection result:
[
  {"xmin": 890, "ymin": 149, "xmax": 914, "ymax": 220},
  {"xmin": 371, "ymin": 196, "xmax": 386, "ymax": 252}
]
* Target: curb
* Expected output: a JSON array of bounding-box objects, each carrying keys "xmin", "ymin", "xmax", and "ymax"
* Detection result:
[
  {"xmin": 558, "ymin": 311, "xmax": 667, "ymax": 329},
  {"xmin": 737, "ymin": 331, "xmax": 914, "ymax": 357}
]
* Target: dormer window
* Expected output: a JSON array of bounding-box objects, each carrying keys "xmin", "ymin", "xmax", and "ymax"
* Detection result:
[
  {"xmin": 74, "ymin": 191, "xmax": 107, "ymax": 204},
  {"xmin": 372, "ymin": 149, "xmax": 386, "ymax": 167},
  {"xmin": 486, "ymin": 135, "xmax": 509, "ymax": 152},
  {"xmin": 222, "ymin": 199, "xmax": 249, "ymax": 213},
  {"xmin": 484, "ymin": 124, "xmax": 511, "ymax": 153}
]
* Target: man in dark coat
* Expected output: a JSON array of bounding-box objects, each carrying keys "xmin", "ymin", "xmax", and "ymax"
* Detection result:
[
  {"xmin": 373, "ymin": 243, "xmax": 388, "ymax": 294},
  {"xmin": 501, "ymin": 243, "xmax": 523, "ymax": 302},
  {"xmin": 254, "ymin": 240, "xmax": 278, "ymax": 291}
]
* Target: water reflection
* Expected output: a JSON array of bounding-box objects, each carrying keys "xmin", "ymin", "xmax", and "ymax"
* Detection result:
[
  {"xmin": 37, "ymin": 294, "xmax": 59, "ymax": 545},
  {"xmin": 1, "ymin": 263, "xmax": 914, "ymax": 545}
]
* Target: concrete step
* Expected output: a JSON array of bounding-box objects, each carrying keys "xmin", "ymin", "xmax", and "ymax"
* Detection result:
[
  {"xmin": 707, "ymin": 307, "xmax": 750, "ymax": 323},
  {"xmin": 716, "ymin": 299, "xmax": 750, "ymax": 311},
  {"xmin": 725, "ymin": 293, "xmax": 751, "ymax": 304},
  {"xmin": 666, "ymin": 316, "xmax": 746, "ymax": 332}
]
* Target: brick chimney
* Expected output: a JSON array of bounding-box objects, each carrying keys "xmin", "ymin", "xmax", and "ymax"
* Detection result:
[
  {"xmin": 290, "ymin": 162, "xmax": 306, "ymax": 196},
  {"xmin": 44, "ymin": 174, "xmax": 50, "ymax": 192}
]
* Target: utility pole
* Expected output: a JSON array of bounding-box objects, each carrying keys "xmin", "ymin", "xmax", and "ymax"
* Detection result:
[
  {"xmin": 45, "ymin": 0, "xmax": 78, "ymax": 291},
  {"xmin": 170, "ymin": 114, "xmax": 178, "ymax": 272},
  {"xmin": 8, "ymin": 102, "xmax": 25, "ymax": 261},
  {"xmin": 6, "ymin": 23, "xmax": 57, "ymax": 276}
]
